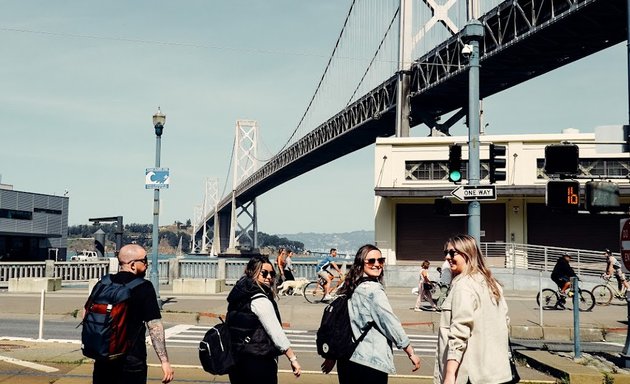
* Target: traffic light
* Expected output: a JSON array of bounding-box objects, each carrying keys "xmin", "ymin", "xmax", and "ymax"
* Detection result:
[
  {"xmin": 448, "ymin": 144, "xmax": 462, "ymax": 183},
  {"xmin": 585, "ymin": 181, "xmax": 620, "ymax": 212},
  {"xmin": 546, "ymin": 180, "xmax": 580, "ymax": 212},
  {"xmin": 489, "ymin": 144, "xmax": 506, "ymax": 184},
  {"xmin": 544, "ymin": 144, "xmax": 579, "ymax": 176}
]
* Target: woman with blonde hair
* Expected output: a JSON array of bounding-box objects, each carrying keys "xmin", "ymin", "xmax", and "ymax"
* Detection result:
[{"xmin": 434, "ymin": 234, "xmax": 512, "ymax": 384}]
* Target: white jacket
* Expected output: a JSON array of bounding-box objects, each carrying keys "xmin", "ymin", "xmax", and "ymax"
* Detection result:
[{"xmin": 434, "ymin": 273, "xmax": 512, "ymax": 384}]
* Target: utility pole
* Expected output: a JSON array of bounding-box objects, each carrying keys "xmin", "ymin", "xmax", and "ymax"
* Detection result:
[{"xmin": 462, "ymin": 19, "xmax": 484, "ymax": 244}]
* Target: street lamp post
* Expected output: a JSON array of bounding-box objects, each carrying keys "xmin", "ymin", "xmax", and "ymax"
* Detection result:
[{"xmin": 151, "ymin": 107, "xmax": 166, "ymax": 308}]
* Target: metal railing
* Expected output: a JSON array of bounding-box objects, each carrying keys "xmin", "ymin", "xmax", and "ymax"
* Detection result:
[
  {"xmin": 0, "ymin": 262, "xmax": 46, "ymax": 281},
  {"xmin": 54, "ymin": 261, "xmax": 110, "ymax": 281},
  {"xmin": 481, "ymin": 242, "xmax": 609, "ymax": 277},
  {"xmin": 0, "ymin": 243, "xmax": 612, "ymax": 287}
]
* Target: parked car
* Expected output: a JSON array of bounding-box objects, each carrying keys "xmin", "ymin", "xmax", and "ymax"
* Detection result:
[{"xmin": 69, "ymin": 250, "xmax": 99, "ymax": 261}]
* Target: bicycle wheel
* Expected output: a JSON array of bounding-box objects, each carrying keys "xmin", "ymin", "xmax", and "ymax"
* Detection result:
[
  {"xmin": 435, "ymin": 285, "xmax": 449, "ymax": 308},
  {"xmin": 536, "ymin": 288, "xmax": 559, "ymax": 309},
  {"xmin": 303, "ymin": 281, "xmax": 323, "ymax": 304},
  {"xmin": 430, "ymin": 281, "xmax": 439, "ymax": 299},
  {"xmin": 592, "ymin": 284, "xmax": 613, "ymax": 306},
  {"xmin": 576, "ymin": 289, "xmax": 595, "ymax": 312}
]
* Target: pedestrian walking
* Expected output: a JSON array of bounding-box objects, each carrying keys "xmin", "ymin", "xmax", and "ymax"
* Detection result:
[
  {"xmin": 283, "ymin": 248, "xmax": 296, "ymax": 281},
  {"xmin": 434, "ymin": 234, "xmax": 511, "ymax": 384},
  {"xmin": 321, "ymin": 244, "xmax": 420, "ymax": 384},
  {"xmin": 91, "ymin": 244, "xmax": 174, "ymax": 384},
  {"xmin": 227, "ymin": 255, "xmax": 301, "ymax": 384},
  {"xmin": 414, "ymin": 260, "xmax": 438, "ymax": 311}
]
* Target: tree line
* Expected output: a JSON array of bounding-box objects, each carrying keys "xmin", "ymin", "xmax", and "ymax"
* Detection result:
[{"xmin": 68, "ymin": 224, "xmax": 304, "ymax": 254}]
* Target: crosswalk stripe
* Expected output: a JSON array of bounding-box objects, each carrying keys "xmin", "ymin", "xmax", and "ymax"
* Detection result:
[{"xmin": 165, "ymin": 324, "xmax": 438, "ymax": 355}]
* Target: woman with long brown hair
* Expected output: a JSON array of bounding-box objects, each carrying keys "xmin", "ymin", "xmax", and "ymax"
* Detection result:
[{"xmin": 321, "ymin": 244, "xmax": 420, "ymax": 383}]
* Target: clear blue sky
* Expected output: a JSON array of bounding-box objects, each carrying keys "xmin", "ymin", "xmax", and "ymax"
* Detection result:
[{"xmin": 0, "ymin": 1, "xmax": 627, "ymax": 234}]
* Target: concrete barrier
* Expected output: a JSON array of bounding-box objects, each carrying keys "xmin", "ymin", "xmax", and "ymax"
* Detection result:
[
  {"xmin": 8, "ymin": 277, "xmax": 62, "ymax": 292},
  {"xmin": 173, "ymin": 278, "xmax": 226, "ymax": 294},
  {"xmin": 88, "ymin": 278, "xmax": 99, "ymax": 294}
]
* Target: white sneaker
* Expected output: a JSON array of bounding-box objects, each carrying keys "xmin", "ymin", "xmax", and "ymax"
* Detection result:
[{"xmin": 322, "ymin": 295, "xmax": 332, "ymax": 302}]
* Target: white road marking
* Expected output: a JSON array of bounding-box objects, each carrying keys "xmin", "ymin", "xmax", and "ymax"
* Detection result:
[
  {"xmin": 0, "ymin": 354, "xmax": 59, "ymax": 373},
  {"xmin": 165, "ymin": 325, "xmax": 439, "ymax": 355}
]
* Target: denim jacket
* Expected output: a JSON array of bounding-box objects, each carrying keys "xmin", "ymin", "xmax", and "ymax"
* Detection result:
[{"xmin": 348, "ymin": 281, "xmax": 411, "ymax": 374}]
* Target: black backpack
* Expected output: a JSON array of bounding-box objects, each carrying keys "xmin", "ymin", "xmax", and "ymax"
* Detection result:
[
  {"xmin": 81, "ymin": 274, "xmax": 145, "ymax": 360},
  {"xmin": 199, "ymin": 317, "xmax": 236, "ymax": 375},
  {"xmin": 316, "ymin": 293, "xmax": 374, "ymax": 360}
]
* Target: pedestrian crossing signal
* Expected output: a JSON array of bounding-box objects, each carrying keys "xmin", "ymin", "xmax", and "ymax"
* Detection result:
[{"xmin": 546, "ymin": 180, "xmax": 580, "ymax": 212}]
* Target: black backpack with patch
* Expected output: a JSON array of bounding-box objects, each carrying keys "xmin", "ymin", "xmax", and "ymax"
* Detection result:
[{"xmin": 316, "ymin": 291, "xmax": 374, "ymax": 360}]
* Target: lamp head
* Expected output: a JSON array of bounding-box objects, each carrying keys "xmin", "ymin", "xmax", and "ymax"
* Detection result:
[{"xmin": 152, "ymin": 107, "xmax": 166, "ymax": 136}]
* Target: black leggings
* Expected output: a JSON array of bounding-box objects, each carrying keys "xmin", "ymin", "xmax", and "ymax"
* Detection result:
[
  {"xmin": 93, "ymin": 355, "xmax": 147, "ymax": 384},
  {"xmin": 228, "ymin": 355, "xmax": 278, "ymax": 384},
  {"xmin": 283, "ymin": 269, "xmax": 295, "ymax": 281},
  {"xmin": 337, "ymin": 359, "xmax": 388, "ymax": 384}
]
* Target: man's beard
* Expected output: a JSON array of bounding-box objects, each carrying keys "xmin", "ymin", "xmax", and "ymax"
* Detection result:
[{"xmin": 137, "ymin": 269, "xmax": 147, "ymax": 279}]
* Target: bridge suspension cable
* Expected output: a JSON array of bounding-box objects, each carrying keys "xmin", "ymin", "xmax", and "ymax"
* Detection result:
[{"xmin": 346, "ymin": 5, "xmax": 400, "ymax": 107}]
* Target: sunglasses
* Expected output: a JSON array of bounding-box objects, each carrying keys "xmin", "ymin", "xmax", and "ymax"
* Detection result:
[
  {"xmin": 260, "ymin": 269, "xmax": 276, "ymax": 279},
  {"xmin": 130, "ymin": 257, "xmax": 148, "ymax": 265},
  {"xmin": 365, "ymin": 257, "xmax": 386, "ymax": 265},
  {"xmin": 443, "ymin": 249, "xmax": 459, "ymax": 258}
]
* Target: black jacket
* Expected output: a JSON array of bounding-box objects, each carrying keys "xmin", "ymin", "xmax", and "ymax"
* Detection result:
[
  {"xmin": 550, "ymin": 257, "xmax": 576, "ymax": 281},
  {"xmin": 226, "ymin": 276, "xmax": 282, "ymax": 357}
]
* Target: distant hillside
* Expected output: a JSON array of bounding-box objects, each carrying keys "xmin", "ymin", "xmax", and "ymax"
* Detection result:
[{"xmin": 279, "ymin": 230, "xmax": 374, "ymax": 255}]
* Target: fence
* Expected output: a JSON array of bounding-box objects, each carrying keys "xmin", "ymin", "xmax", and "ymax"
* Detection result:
[
  {"xmin": 482, "ymin": 242, "xmax": 610, "ymax": 277},
  {"xmin": 0, "ymin": 242, "xmax": 613, "ymax": 287}
]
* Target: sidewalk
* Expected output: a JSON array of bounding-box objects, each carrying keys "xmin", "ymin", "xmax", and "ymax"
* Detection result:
[{"xmin": 0, "ymin": 285, "xmax": 628, "ymax": 383}]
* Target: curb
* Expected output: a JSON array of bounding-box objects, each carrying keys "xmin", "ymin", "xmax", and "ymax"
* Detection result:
[{"xmin": 518, "ymin": 350, "xmax": 630, "ymax": 384}]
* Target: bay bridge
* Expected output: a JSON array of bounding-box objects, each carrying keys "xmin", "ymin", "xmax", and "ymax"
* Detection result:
[{"xmin": 191, "ymin": 0, "xmax": 628, "ymax": 255}]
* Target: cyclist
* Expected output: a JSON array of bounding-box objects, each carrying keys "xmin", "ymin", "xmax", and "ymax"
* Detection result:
[
  {"xmin": 550, "ymin": 252, "xmax": 576, "ymax": 309},
  {"xmin": 316, "ymin": 248, "xmax": 343, "ymax": 301},
  {"xmin": 603, "ymin": 248, "xmax": 629, "ymax": 291}
]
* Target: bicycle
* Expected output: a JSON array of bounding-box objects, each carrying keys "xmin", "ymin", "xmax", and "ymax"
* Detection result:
[
  {"xmin": 303, "ymin": 274, "xmax": 344, "ymax": 304},
  {"xmin": 536, "ymin": 283, "xmax": 595, "ymax": 311},
  {"xmin": 592, "ymin": 274, "xmax": 628, "ymax": 305},
  {"xmin": 432, "ymin": 281, "xmax": 449, "ymax": 308}
]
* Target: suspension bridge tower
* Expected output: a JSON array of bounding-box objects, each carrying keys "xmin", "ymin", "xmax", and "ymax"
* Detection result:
[{"xmin": 226, "ymin": 119, "xmax": 260, "ymax": 255}]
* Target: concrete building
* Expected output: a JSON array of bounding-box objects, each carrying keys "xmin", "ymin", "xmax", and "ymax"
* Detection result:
[
  {"xmin": 374, "ymin": 129, "xmax": 630, "ymax": 264},
  {"xmin": 0, "ymin": 183, "xmax": 69, "ymax": 261}
]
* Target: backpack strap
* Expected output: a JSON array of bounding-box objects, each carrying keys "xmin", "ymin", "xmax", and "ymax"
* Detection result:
[
  {"xmin": 124, "ymin": 277, "xmax": 146, "ymax": 290},
  {"xmin": 355, "ymin": 321, "xmax": 374, "ymax": 345}
]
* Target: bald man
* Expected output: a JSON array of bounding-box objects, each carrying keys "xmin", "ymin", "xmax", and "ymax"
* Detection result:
[{"xmin": 92, "ymin": 244, "xmax": 174, "ymax": 384}]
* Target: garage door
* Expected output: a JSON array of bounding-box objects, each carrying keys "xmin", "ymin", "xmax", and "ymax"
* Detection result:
[{"xmin": 396, "ymin": 203, "xmax": 506, "ymax": 261}]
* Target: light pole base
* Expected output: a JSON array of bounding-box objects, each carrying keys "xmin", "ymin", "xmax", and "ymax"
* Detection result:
[{"xmin": 620, "ymin": 354, "xmax": 630, "ymax": 368}]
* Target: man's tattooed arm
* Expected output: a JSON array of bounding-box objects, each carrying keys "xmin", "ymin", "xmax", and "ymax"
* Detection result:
[{"xmin": 147, "ymin": 319, "xmax": 169, "ymax": 362}]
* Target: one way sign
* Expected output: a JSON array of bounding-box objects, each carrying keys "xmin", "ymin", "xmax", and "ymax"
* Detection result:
[{"xmin": 451, "ymin": 185, "xmax": 497, "ymax": 201}]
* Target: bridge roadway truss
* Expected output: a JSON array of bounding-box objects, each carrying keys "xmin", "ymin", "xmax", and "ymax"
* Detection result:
[{"xmin": 197, "ymin": 0, "xmax": 627, "ymax": 252}]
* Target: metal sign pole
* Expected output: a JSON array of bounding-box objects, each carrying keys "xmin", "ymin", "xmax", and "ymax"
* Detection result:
[{"xmin": 462, "ymin": 20, "xmax": 484, "ymax": 243}]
